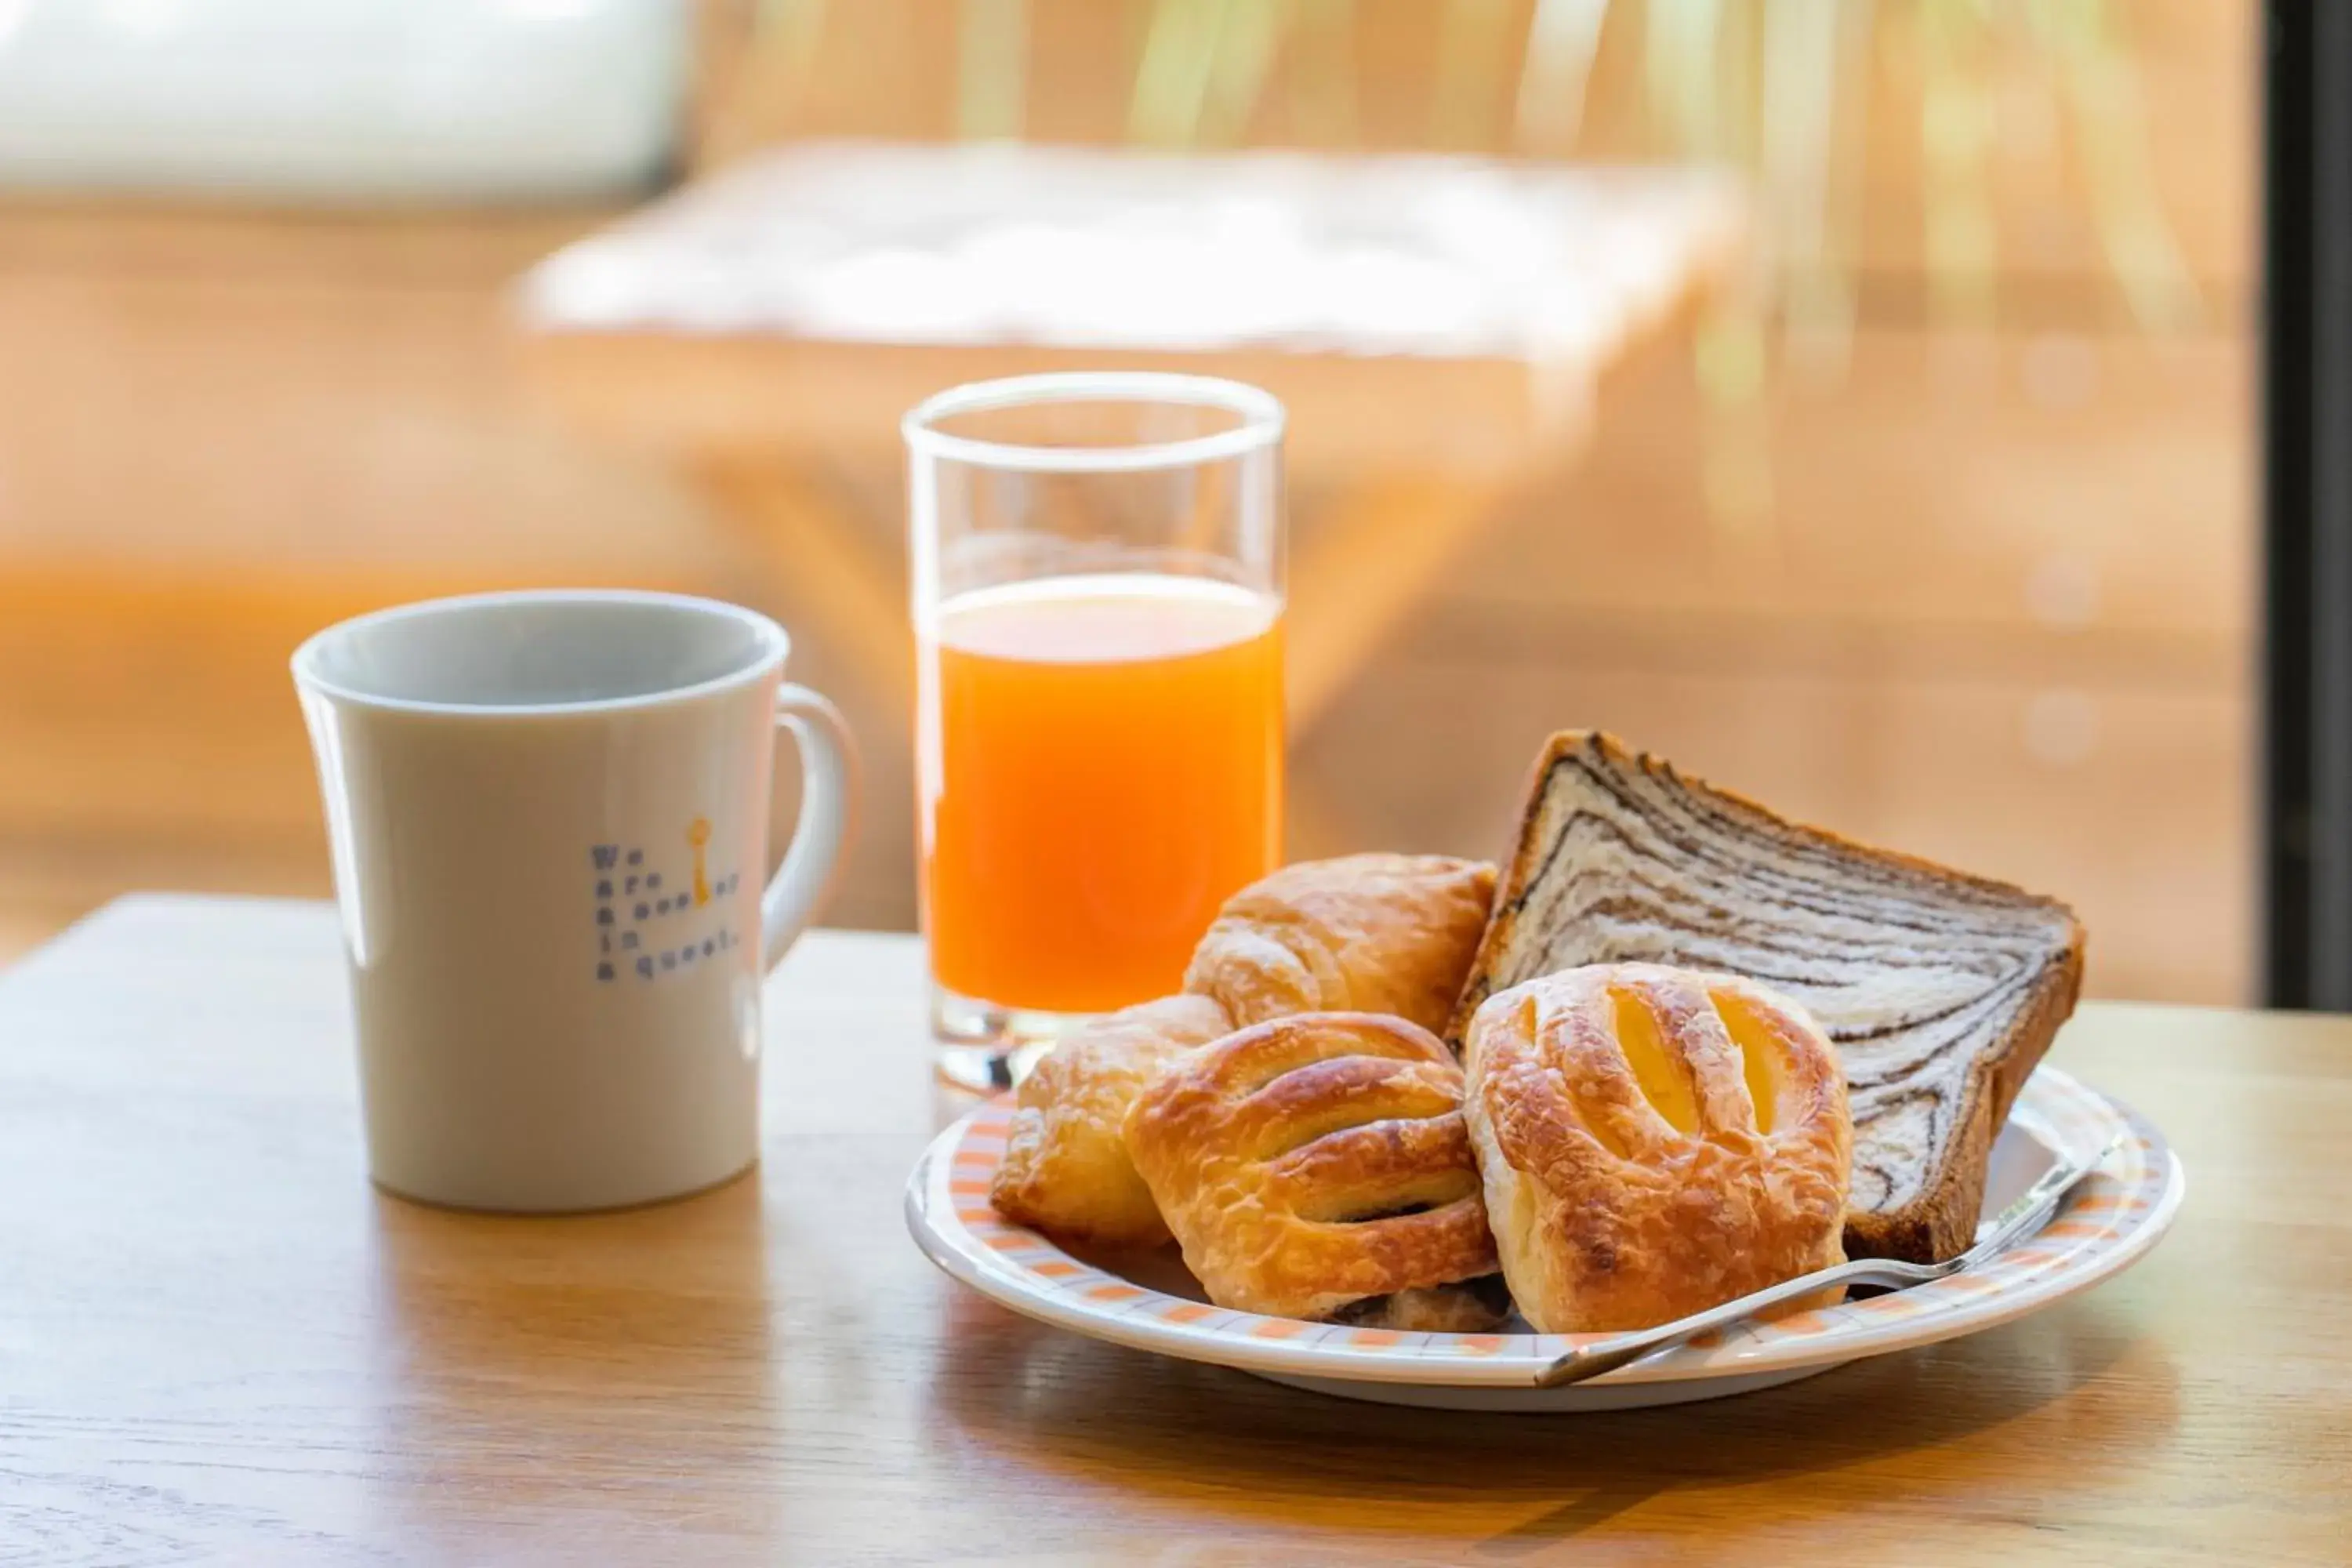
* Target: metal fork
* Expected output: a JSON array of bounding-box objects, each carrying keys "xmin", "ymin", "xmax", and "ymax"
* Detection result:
[{"xmin": 1532, "ymin": 1134, "xmax": 2124, "ymax": 1388}]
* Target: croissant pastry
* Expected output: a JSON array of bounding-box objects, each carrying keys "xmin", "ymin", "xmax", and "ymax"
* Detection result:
[
  {"xmin": 989, "ymin": 994, "xmax": 1235, "ymax": 1248},
  {"xmin": 992, "ymin": 854, "xmax": 1494, "ymax": 1247},
  {"xmin": 1124, "ymin": 1011, "xmax": 1507, "ymax": 1330},
  {"xmin": 1462, "ymin": 964, "xmax": 1851, "ymax": 1334},
  {"xmin": 1184, "ymin": 853, "xmax": 1495, "ymax": 1037}
]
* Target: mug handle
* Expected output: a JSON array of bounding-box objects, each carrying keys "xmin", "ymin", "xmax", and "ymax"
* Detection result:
[{"xmin": 761, "ymin": 683, "xmax": 859, "ymax": 969}]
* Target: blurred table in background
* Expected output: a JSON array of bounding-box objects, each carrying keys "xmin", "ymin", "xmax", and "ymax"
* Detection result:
[
  {"xmin": 518, "ymin": 140, "xmax": 1737, "ymax": 876},
  {"xmin": 0, "ymin": 61, "xmax": 2256, "ymax": 1007}
]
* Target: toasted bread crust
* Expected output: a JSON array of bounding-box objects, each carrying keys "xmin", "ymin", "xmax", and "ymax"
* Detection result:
[{"xmin": 1452, "ymin": 731, "xmax": 2087, "ymax": 1264}]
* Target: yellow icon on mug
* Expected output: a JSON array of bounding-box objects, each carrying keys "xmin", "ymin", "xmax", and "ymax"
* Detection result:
[{"xmin": 688, "ymin": 816, "xmax": 712, "ymax": 906}]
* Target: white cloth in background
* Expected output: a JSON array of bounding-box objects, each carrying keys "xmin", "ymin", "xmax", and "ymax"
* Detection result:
[{"xmin": 0, "ymin": 0, "xmax": 685, "ymax": 201}]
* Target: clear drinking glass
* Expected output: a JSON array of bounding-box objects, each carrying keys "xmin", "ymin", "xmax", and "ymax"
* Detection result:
[{"xmin": 906, "ymin": 372, "xmax": 1287, "ymax": 1091}]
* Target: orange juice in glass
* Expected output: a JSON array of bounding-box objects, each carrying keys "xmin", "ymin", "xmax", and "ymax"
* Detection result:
[{"xmin": 906, "ymin": 374, "xmax": 1285, "ymax": 1089}]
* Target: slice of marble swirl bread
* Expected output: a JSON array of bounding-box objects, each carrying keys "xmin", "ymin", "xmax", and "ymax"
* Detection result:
[{"xmin": 1449, "ymin": 731, "xmax": 2085, "ymax": 1264}]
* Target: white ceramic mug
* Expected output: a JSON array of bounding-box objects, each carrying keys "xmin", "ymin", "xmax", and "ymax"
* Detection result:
[{"xmin": 292, "ymin": 590, "xmax": 856, "ymax": 1212}]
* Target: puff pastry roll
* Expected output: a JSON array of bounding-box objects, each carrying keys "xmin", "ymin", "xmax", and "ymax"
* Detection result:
[
  {"xmin": 989, "ymin": 994, "xmax": 1236, "ymax": 1248},
  {"xmin": 1124, "ymin": 1011, "xmax": 1507, "ymax": 1330},
  {"xmin": 1463, "ymin": 964, "xmax": 1851, "ymax": 1334},
  {"xmin": 1184, "ymin": 854, "xmax": 1496, "ymax": 1038}
]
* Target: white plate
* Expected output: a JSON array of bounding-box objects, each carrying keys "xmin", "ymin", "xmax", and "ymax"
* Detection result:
[{"xmin": 906, "ymin": 1064, "xmax": 2184, "ymax": 1410}]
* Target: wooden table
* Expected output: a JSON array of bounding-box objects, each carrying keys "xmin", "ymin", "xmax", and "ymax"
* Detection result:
[{"xmin": 1, "ymin": 895, "xmax": 2343, "ymax": 1565}]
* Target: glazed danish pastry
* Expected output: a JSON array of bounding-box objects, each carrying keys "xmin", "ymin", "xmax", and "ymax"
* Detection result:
[
  {"xmin": 1184, "ymin": 854, "xmax": 1496, "ymax": 1037},
  {"xmin": 1463, "ymin": 964, "xmax": 1851, "ymax": 1334},
  {"xmin": 1123, "ymin": 1011, "xmax": 1507, "ymax": 1330},
  {"xmin": 989, "ymin": 994, "xmax": 1235, "ymax": 1248},
  {"xmin": 996, "ymin": 855, "xmax": 1494, "ymax": 1252}
]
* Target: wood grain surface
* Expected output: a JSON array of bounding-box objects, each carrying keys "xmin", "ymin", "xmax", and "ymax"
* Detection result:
[{"xmin": 0, "ymin": 895, "xmax": 2342, "ymax": 1565}]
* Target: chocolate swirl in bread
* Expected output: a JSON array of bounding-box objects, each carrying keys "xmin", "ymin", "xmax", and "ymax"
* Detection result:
[{"xmin": 1450, "ymin": 731, "xmax": 2084, "ymax": 1264}]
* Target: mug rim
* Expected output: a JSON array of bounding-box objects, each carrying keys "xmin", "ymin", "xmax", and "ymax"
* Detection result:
[{"xmin": 291, "ymin": 588, "xmax": 790, "ymax": 718}]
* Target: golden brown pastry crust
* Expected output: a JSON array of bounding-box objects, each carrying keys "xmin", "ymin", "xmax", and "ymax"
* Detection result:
[
  {"xmin": 1123, "ymin": 1011, "xmax": 1503, "ymax": 1325},
  {"xmin": 1184, "ymin": 854, "xmax": 1495, "ymax": 1037},
  {"xmin": 1463, "ymin": 964, "xmax": 1851, "ymax": 1334},
  {"xmin": 989, "ymin": 995, "xmax": 1234, "ymax": 1248},
  {"xmin": 995, "ymin": 854, "xmax": 1494, "ymax": 1257}
]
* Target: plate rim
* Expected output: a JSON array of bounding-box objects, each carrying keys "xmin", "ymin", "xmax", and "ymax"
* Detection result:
[{"xmin": 906, "ymin": 1062, "xmax": 2185, "ymax": 1390}]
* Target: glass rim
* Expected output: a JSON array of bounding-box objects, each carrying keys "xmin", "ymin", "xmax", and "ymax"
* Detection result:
[{"xmin": 902, "ymin": 372, "xmax": 1286, "ymax": 474}]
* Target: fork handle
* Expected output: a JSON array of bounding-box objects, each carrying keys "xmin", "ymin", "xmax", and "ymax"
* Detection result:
[{"xmin": 1532, "ymin": 1255, "xmax": 1900, "ymax": 1388}]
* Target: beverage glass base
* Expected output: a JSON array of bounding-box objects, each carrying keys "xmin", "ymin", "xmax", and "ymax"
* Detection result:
[{"xmin": 931, "ymin": 984, "xmax": 1100, "ymax": 1092}]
